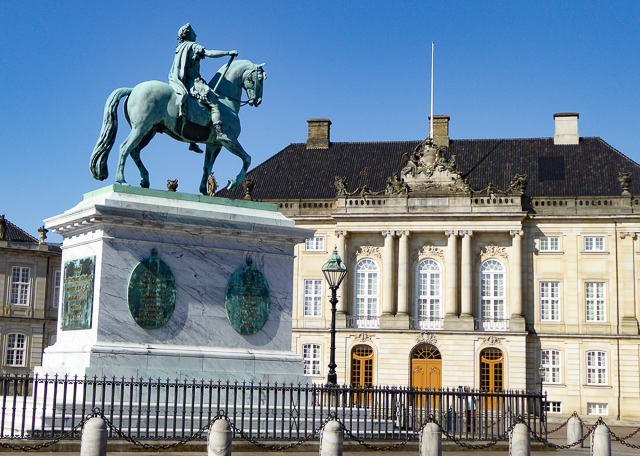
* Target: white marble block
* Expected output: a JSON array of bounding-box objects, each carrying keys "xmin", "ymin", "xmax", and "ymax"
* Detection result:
[{"xmin": 37, "ymin": 185, "xmax": 314, "ymax": 383}]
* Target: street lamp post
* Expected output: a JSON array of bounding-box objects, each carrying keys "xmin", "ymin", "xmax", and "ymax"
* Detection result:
[{"xmin": 321, "ymin": 247, "xmax": 348, "ymax": 387}]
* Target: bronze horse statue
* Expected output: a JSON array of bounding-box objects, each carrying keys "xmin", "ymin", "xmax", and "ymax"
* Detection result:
[{"xmin": 90, "ymin": 59, "xmax": 265, "ymax": 193}]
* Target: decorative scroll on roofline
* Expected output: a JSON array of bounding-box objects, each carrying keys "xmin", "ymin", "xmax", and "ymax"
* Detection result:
[{"xmin": 334, "ymin": 138, "xmax": 528, "ymax": 197}]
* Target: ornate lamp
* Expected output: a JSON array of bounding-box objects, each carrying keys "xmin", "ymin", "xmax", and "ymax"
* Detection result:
[{"xmin": 321, "ymin": 248, "xmax": 348, "ymax": 386}]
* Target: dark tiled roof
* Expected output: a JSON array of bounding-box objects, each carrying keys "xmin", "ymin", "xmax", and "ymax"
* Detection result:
[
  {"xmin": 1, "ymin": 217, "xmax": 38, "ymax": 243},
  {"xmin": 218, "ymin": 137, "xmax": 640, "ymax": 200}
]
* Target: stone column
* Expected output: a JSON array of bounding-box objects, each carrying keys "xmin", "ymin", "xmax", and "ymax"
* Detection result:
[
  {"xmin": 460, "ymin": 231, "xmax": 473, "ymax": 316},
  {"xmin": 619, "ymin": 232, "xmax": 639, "ymax": 334},
  {"xmin": 397, "ymin": 231, "xmax": 410, "ymax": 316},
  {"xmin": 510, "ymin": 230, "xmax": 525, "ymax": 331},
  {"xmin": 460, "ymin": 231, "xmax": 474, "ymax": 329},
  {"xmin": 382, "ymin": 231, "xmax": 396, "ymax": 316},
  {"xmin": 444, "ymin": 230, "xmax": 458, "ymax": 318},
  {"xmin": 335, "ymin": 230, "xmax": 348, "ymax": 315}
]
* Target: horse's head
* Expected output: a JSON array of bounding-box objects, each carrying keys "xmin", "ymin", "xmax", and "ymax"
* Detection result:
[{"xmin": 242, "ymin": 63, "xmax": 266, "ymax": 107}]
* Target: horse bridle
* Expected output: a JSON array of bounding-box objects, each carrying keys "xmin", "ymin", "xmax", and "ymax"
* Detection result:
[{"xmin": 240, "ymin": 67, "xmax": 263, "ymax": 106}]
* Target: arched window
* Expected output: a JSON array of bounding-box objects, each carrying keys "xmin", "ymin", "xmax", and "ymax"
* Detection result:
[
  {"xmin": 480, "ymin": 259, "xmax": 506, "ymax": 330},
  {"xmin": 355, "ymin": 259, "xmax": 379, "ymax": 328},
  {"xmin": 417, "ymin": 259, "xmax": 442, "ymax": 329}
]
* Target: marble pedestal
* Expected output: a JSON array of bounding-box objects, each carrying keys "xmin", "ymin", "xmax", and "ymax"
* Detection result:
[{"xmin": 37, "ymin": 185, "xmax": 313, "ymax": 383}]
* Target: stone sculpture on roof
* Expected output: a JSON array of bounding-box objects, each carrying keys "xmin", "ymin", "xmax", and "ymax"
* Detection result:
[{"xmin": 90, "ymin": 23, "xmax": 266, "ymax": 194}]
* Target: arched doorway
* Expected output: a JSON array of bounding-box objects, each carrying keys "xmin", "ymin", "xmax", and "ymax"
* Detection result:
[
  {"xmin": 480, "ymin": 348, "xmax": 504, "ymax": 409},
  {"xmin": 411, "ymin": 344, "xmax": 442, "ymax": 390},
  {"xmin": 351, "ymin": 345, "xmax": 374, "ymax": 406}
]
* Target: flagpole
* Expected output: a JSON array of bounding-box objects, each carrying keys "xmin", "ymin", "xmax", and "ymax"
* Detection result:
[{"xmin": 430, "ymin": 41, "xmax": 434, "ymax": 140}]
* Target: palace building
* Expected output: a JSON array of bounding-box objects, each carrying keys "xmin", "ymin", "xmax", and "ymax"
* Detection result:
[
  {"xmin": 0, "ymin": 217, "xmax": 60, "ymax": 375},
  {"xmin": 219, "ymin": 113, "xmax": 640, "ymax": 420}
]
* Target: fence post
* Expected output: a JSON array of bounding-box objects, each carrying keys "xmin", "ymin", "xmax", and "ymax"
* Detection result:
[
  {"xmin": 419, "ymin": 423, "xmax": 441, "ymax": 456},
  {"xmin": 567, "ymin": 416, "xmax": 583, "ymax": 448},
  {"xmin": 510, "ymin": 423, "xmax": 530, "ymax": 456},
  {"xmin": 591, "ymin": 424, "xmax": 611, "ymax": 456},
  {"xmin": 80, "ymin": 417, "xmax": 107, "ymax": 456},
  {"xmin": 208, "ymin": 418, "xmax": 232, "ymax": 456},
  {"xmin": 320, "ymin": 420, "xmax": 343, "ymax": 456}
]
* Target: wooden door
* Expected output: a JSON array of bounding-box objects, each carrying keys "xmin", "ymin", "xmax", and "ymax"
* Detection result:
[
  {"xmin": 480, "ymin": 348, "xmax": 504, "ymax": 408},
  {"xmin": 351, "ymin": 345, "xmax": 374, "ymax": 405},
  {"xmin": 411, "ymin": 344, "xmax": 442, "ymax": 408}
]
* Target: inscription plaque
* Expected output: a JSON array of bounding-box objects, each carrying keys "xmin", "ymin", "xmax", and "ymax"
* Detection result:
[
  {"xmin": 128, "ymin": 249, "xmax": 177, "ymax": 329},
  {"xmin": 61, "ymin": 256, "xmax": 96, "ymax": 330},
  {"xmin": 225, "ymin": 258, "xmax": 270, "ymax": 335}
]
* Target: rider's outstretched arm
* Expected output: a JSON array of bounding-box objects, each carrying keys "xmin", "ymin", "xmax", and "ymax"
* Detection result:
[{"xmin": 204, "ymin": 49, "xmax": 238, "ymax": 59}]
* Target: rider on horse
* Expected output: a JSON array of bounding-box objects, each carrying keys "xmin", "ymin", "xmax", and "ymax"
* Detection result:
[{"xmin": 168, "ymin": 23, "xmax": 237, "ymax": 152}]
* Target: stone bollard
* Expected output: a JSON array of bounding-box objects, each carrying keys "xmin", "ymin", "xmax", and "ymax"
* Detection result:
[
  {"xmin": 320, "ymin": 420, "xmax": 343, "ymax": 456},
  {"xmin": 567, "ymin": 416, "xmax": 584, "ymax": 448},
  {"xmin": 510, "ymin": 423, "xmax": 530, "ymax": 456},
  {"xmin": 208, "ymin": 419, "xmax": 232, "ymax": 456},
  {"xmin": 419, "ymin": 423, "xmax": 442, "ymax": 456},
  {"xmin": 591, "ymin": 424, "xmax": 611, "ymax": 456},
  {"xmin": 80, "ymin": 417, "xmax": 107, "ymax": 456}
]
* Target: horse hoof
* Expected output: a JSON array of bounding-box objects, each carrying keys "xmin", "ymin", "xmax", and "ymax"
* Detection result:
[
  {"xmin": 141, "ymin": 181, "xmax": 150, "ymax": 188},
  {"xmin": 226, "ymin": 179, "xmax": 236, "ymax": 190}
]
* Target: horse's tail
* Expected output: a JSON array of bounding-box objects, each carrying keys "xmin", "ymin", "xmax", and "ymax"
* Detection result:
[{"xmin": 90, "ymin": 87, "xmax": 133, "ymax": 180}]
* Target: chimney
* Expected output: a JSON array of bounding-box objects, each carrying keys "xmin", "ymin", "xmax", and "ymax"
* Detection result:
[
  {"xmin": 553, "ymin": 113, "xmax": 579, "ymax": 145},
  {"xmin": 430, "ymin": 115, "xmax": 450, "ymax": 147},
  {"xmin": 307, "ymin": 119, "xmax": 331, "ymax": 149}
]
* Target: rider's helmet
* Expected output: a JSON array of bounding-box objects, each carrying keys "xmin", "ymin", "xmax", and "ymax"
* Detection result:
[{"xmin": 178, "ymin": 23, "xmax": 196, "ymax": 42}]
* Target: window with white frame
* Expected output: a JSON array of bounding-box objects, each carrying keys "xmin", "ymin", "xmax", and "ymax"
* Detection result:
[
  {"xmin": 539, "ymin": 236, "xmax": 560, "ymax": 252},
  {"xmin": 585, "ymin": 282, "xmax": 606, "ymax": 322},
  {"xmin": 10, "ymin": 267, "xmax": 30, "ymax": 306},
  {"xmin": 5, "ymin": 334, "xmax": 26, "ymax": 366},
  {"xmin": 355, "ymin": 259, "xmax": 379, "ymax": 319},
  {"xmin": 302, "ymin": 344, "xmax": 321, "ymax": 376},
  {"xmin": 305, "ymin": 237, "xmax": 325, "ymax": 251},
  {"xmin": 540, "ymin": 282, "xmax": 560, "ymax": 321},
  {"xmin": 417, "ymin": 259, "xmax": 442, "ymax": 322},
  {"xmin": 541, "ymin": 349, "xmax": 561, "ymax": 383},
  {"xmin": 481, "ymin": 260, "xmax": 505, "ymax": 321},
  {"xmin": 584, "ymin": 236, "xmax": 605, "ymax": 252},
  {"xmin": 587, "ymin": 403, "xmax": 608, "ymax": 415},
  {"xmin": 586, "ymin": 351, "xmax": 607, "ymax": 385},
  {"xmin": 544, "ymin": 401, "xmax": 562, "ymax": 413},
  {"xmin": 53, "ymin": 270, "xmax": 61, "ymax": 308},
  {"xmin": 303, "ymin": 279, "xmax": 323, "ymax": 317}
]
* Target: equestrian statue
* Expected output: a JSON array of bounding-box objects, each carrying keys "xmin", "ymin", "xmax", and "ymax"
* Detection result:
[{"xmin": 90, "ymin": 23, "xmax": 265, "ymax": 193}]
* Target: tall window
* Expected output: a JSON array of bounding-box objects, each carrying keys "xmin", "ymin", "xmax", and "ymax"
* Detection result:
[
  {"xmin": 5, "ymin": 334, "xmax": 26, "ymax": 366},
  {"xmin": 585, "ymin": 282, "xmax": 606, "ymax": 322},
  {"xmin": 10, "ymin": 267, "xmax": 30, "ymax": 306},
  {"xmin": 540, "ymin": 282, "xmax": 560, "ymax": 321},
  {"xmin": 584, "ymin": 236, "xmax": 604, "ymax": 252},
  {"xmin": 355, "ymin": 259, "xmax": 379, "ymax": 323},
  {"xmin": 481, "ymin": 260, "xmax": 505, "ymax": 322},
  {"xmin": 539, "ymin": 237, "xmax": 560, "ymax": 252},
  {"xmin": 305, "ymin": 237, "xmax": 325, "ymax": 251},
  {"xmin": 417, "ymin": 259, "xmax": 442, "ymax": 328},
  {"xmin": 586, "ymin": 351, "xmax": 607, "ymax": 385},
  {"xmin": 303, "ymin": 279, "xmax": 322, "ymax": 317},
  {"xmin": 302, "ymin": 344, "xmax": 321, "ymax": 376},
  {"xmin": 53, "ymin": 270, "xmax": 61, "ymax": 308},
  {"xmin": 541, "ymin": 349, "xmax": 561, "ymax": 383}
]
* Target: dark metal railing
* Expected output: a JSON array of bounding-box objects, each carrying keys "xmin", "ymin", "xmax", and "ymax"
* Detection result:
[{"xmin": 0, "ymin": 374, "xmax": 546, "ymax": 441}]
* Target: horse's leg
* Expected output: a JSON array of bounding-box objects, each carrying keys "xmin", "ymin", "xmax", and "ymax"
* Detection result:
[
  {"xmin": 129, "ymin": 130, "xmax": 156, "ymax": 188},
  {"xmin": 219, "ymin": 137, "xmax": 251, "ymax": 190},
  {"xmin": 115, "ymin": 128, "xmax": 147, "ymax": 185},
  {"xmin": 199, "ymin": 143, "xmax": 222, "ymax": 195}
]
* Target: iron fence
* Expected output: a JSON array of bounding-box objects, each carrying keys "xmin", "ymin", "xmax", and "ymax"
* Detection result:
[{"xmin": 0, "ymin": 374, "xmax": 546, "ymax": 442}]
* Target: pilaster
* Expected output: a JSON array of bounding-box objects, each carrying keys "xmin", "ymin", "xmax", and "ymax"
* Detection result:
[{"xmin": 509, "ymin": 230, "xmax": 525, "ymax": 331}]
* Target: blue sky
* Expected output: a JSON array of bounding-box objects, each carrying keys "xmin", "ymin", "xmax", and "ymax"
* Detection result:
[{"xmin": 2, "ymin": 0, "xmax": 639, "ymax": 240}]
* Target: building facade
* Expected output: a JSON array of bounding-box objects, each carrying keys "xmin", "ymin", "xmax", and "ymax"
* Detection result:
[
  {"xmin": 219, "ymin": 114, "xmax": 640, "ymax": 420},
  {"xmin": 0, "ymin": 217, "xmax": 60, "ymax": 375}
]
